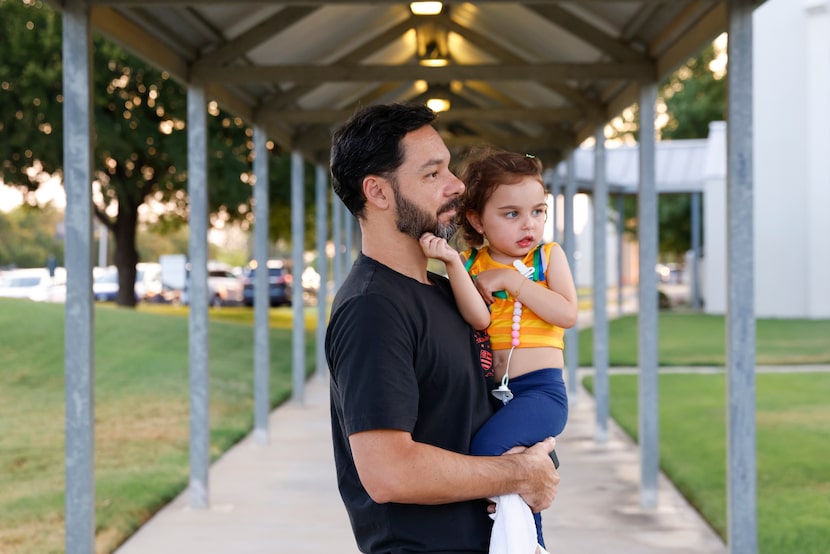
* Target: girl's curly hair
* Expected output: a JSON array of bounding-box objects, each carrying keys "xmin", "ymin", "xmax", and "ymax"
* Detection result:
[{"xmin": 456, "ymin": 148, "xmax": 544, "ymax": 248}]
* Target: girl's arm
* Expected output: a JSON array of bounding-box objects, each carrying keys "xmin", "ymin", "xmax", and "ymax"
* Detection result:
[
  {"xmin": 503, "ymin": 243, "xmax": 578, "ymax": 329},
  {"xmin": 420, "ymin": 233, "xmax": 491, "ymax": 330}
]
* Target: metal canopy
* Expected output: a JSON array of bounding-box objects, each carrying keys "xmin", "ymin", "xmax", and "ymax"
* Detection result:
[
  {"xmin": 52, "ymin": 2, "xmax": 763, "ymax": 553},
  {"xmin": 67, "ymin": 0, "xmax": 731, "ymax": 166}
]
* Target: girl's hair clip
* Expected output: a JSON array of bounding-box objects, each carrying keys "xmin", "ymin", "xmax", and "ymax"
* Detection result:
[{"xmin": 525, "ymin": 153, "xmax": 536, "ymax": 159}]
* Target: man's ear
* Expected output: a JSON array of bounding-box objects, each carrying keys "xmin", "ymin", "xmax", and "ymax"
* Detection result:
[{"xmin": 363, "ymin": 176, "xmax": 390, "ymax": 210}]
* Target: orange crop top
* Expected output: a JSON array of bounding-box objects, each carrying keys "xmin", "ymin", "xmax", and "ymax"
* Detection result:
[{"xmin": 462, "ymin": 243, "xmax": 565, "ymax": 351}]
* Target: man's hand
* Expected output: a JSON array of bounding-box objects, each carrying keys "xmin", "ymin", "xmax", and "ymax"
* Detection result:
[{"xmin": 515, "ymin": 437, "xmax": 559, "ymax": 513}]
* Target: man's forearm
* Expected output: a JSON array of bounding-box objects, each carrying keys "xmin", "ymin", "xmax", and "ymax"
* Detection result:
[{"xmin": 350, "ymin": 430, "xmax": 558, "ymax": 509}]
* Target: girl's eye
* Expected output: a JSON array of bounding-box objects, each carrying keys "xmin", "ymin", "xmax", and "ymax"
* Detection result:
[{"xmin": 505, "ymin": 211, "xmax": 518, "ymax": 219}]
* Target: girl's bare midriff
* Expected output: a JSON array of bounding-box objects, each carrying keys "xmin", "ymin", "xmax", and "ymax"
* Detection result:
[{"xmin": 492, "ymin": 346, "xmax": 565, "ymax": 382}]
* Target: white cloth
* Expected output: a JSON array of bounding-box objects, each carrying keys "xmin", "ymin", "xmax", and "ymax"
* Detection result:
[{"xmin": 488, "ymin": 493, "xmax": 545, "ymax": 554}]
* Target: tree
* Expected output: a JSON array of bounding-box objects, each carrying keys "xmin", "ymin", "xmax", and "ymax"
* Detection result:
[
  {"xmin": 608, "ymin": 40, "xmax": 726, "ymax": 258},
  {"xmin": 1, "ymin": 0, "xmax": 315, "ymax": 306},
  {"xmin": 0, "ymin": 204, "xmax": 65, "ymax": 269},
  {"xmin": 660, "ymin": 42, "xmax": 726, "ymax": 140},
  {"xmin": 656, "ymin": 41, "xmax": 725, "ymax": 258}
]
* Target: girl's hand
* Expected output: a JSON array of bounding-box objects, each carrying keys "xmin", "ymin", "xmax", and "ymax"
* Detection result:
[
  {"xmin": 472, "ymin": 268, "xmax": 518, "ymax": 304},
  {"xmin": 419, "ymin": 233, "xmax": 458, "ymax": 264}
]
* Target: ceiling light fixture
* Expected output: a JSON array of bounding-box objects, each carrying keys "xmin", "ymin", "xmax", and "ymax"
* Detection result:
[
  {"xmin": 416, "ymin": 23, "xmax": 450, "ymax": 67},
  {"xmin": 410, "ymin": 2, "xmax": 443, "ymax": 16},
  {"xmin": 420, "ymin": 39, "xmax": 449, "ymax": 67},
  {"xmin": 426, "ymin": 97, "xmax": 451, "ymax": 113},
  {"xmin": 426, "ymin": 84, "xmax": 451, "ymax": 113}
]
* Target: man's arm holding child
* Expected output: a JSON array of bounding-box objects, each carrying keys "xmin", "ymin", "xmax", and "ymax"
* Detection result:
[{"xmin": 350, "ymin": 429, "xmax": 559, "ymax": 512}]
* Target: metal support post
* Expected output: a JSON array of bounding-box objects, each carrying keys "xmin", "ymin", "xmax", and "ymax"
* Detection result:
[
  {"xmin": 726, "ymin": 1, "xmax": 758, "ymax": 551},
  {"xmin": 592, "ymin": 125, "xmax": 609, "ymax": 444},
  {"xmin": 187, "ymin": 84, "xmax": 210, "ymax": 509},
  {"xmin": 63, "ymin": 2, "xmax": 95, "ymax": 550},
  {"xmin": 638, "ymin": 81, "xmax": 660, "ymax": 509},
  {"xmin": 291, "ymin": 152, "xmax": 306, "ymax": 403},
  {"xmin": 253, "ymin": 125, "xmax": 270, "ymax": 445}
]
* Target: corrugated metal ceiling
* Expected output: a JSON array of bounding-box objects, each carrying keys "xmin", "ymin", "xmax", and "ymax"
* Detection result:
[{"xmin": 69, "ymin": 1, "xmax": 732, "ymax": 167}]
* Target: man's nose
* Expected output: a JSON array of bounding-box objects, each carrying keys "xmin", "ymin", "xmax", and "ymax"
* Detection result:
[{"xmin": 447, "ymin": 173, "xmax": 464, "ymax": 195}]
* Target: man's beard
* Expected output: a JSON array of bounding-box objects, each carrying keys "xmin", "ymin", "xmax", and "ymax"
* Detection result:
[{"xmin": 392, "ymin": 181, "xmax": 458, "ymax": 241}]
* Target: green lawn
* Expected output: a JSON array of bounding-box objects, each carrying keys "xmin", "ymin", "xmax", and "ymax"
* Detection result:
[
  {"xmin": 579, "ymin": 313, "xmax": 830, "ymax": 553},
  {"xmin": 578, "ymin": 313, "xmax": 830, "ymax": 366},
  {"xmin": 2, "ymin": 302, "xmax": 828, "ymax": 553},
  {"xmin": 0, "ymin": 299, "xmax": 315, "ymax": 554}
]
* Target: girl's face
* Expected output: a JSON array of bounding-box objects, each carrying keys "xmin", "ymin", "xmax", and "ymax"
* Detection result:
[{"xmin": 467, "ymin": 176, "xmax": 547, "ymax": 264}]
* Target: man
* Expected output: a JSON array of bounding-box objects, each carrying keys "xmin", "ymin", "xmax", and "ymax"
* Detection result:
[{"xmin": 326, "ymin": 103, "xmax": 559, "ymax": 553}]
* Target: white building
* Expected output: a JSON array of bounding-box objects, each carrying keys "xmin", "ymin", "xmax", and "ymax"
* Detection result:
[
  {"xmin": 552, "ymin": 135, "xmax": 716, "ymax": 293},
  {"xmin": 709, "ymin": 0, "xmax": 830, "ymax": 318},
  {"xmin": 555, "ymin": 0, "xmax": 830, "ymax": 320},
  {"xmin": 750, "ymin": 0, "xmax": 830, "ymax": 318}
]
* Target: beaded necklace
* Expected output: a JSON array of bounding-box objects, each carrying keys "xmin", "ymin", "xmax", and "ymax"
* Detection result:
[
  {"xmin": 491, "ymin": 259, "xmax": 535, "ymax": 405},
  {"xmin": 464, "ymin": 244, "xmax": 547, "ymax": 404}
]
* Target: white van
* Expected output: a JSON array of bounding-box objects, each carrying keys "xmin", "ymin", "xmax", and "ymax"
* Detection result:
[{"xmin": 0, "ymin": 267, "xmax": 66, "ymax": 302}]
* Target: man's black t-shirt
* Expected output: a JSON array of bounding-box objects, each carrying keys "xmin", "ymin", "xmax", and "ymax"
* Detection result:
[{"xmin": 326, "ymin": 254, "xmax": 495, "ymax": 553}]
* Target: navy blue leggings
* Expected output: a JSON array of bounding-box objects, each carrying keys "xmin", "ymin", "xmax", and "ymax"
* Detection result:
[{"xmin": 470, "ymin": 367, "xmax": 568, "ymax": 548}]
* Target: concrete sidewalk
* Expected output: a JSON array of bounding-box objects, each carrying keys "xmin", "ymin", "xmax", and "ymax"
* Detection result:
[
  {"xmin": 546, "ymin": 379, "xmax": 726, "ymax": 553},
  {"xmin": 115, "ymin": 372, "xmax": 726, "ymax": 554}
]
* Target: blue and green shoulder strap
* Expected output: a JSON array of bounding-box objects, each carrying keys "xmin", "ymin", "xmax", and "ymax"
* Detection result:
[{"xmin": 463, "ymin": 244, "xmax": 547, "ymax": 300}]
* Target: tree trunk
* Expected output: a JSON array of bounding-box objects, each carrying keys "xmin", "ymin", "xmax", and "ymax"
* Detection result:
[{"xmin": 113, "ymin": 203, "xmax": 139, "ymax": 308}]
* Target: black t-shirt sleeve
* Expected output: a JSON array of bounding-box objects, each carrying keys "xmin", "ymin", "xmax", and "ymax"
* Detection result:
[{"xmin": 328, "ymin": 294, "xmax": 419, "ymax": 436}]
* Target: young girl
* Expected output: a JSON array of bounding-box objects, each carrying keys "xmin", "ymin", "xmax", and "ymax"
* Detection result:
[{"xmin": 420, "ymin": 149, "xmax": 578, "ymax": 553}]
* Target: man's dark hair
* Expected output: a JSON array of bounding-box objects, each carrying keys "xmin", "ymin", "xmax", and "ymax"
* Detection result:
[{"xmin": 330, "ymin": 103, "xmax": 436, "ymax": 218}]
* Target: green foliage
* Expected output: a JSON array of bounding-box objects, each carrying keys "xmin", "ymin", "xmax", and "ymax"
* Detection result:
[
  {"xmin": 608, "ymin": 41, "xmax": 725, "ymax": 258},
  {"xmin": 266, "ymin": 155, "xmax": 323, "ymax": 250},
  {"xmin": 134, "ymin": 224, "xmax": 195, "ymax": 262},
  {"xmin": 0, "ymin": 1, "xmax": 325, "ymax": 304},
  {"xmin": 584, "ymin": 372, "xmax": 830, "ymax": 553},
  {"xmin": 660, "ymin": 43, "xmax": 726, "ymax": 140},
  {"xmin": 0, "ymin": 0, "xmax": 254, "ymax": 216},
  {"xmin": 617, "ymin": 193, "xmax": 698, "ymax": 258},
  {"xmin": 578, "ymin": 313, "xmax": 830, "ymax": 367},
  {"xmin": 0, "ymin": 299, "xmax": 315, "ymax": 552},
  {"xmin": 656, "ymin": 193, "xmax": 695, "ymax": 257},
  {"xmin": 0, "ymin": 204, "xmax": 64, "ymax": 267},
  {"xmin": 0, "ymin": 0, "xmax": 63, "ymax": 184}
]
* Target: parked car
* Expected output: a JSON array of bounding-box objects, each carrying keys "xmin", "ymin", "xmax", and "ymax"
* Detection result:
[
  {"xmin": 94, "ymin": 264, "xmax": 164, "ymax": 303},
  {"xmin": 242, "ymin": 260, "xmax": 291, "ymax": 307},
  {"xmin": 0, "ymin": 267, "xmax": 66, "ymax": 302},
  {"xmin": 92, "ymin": 266, "xmax": 119, "ymax": 302},
  {"xmin": 207, "ymin": 267, "xmax": 244, "ymax": 307},
  {"xmin": 656, "ymin": 263, "xmax": 684, "ymax": 284},
  {"xmin": 135, "ymin": 262, "xmax": 163, "ymax": 302},
  {"xmin": 181, "ymin": 262, "xmax": 245, "ymax": 307}
]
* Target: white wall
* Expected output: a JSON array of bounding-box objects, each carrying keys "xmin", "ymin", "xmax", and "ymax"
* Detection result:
[
  {"xmin": 802, "ymin": 0, "xmax": 830, "ymax": 317},
  {"xmin": 705, "ymin": 0, "xmax": 830, "ymax": 318},
  {"xmin": 561, "ymin": 2, "xmax": 830, "ymax": 320},
  {"xmin": 702, "ymin": 122, "xmax": 727, "ymax": 314},
  {"xmin": 752, "ymin": 0, "xmax": 830, "ymax": 318},
  {"xmin": 571, "ymin": 194, "xmax": 622, "ymax": 289}
]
